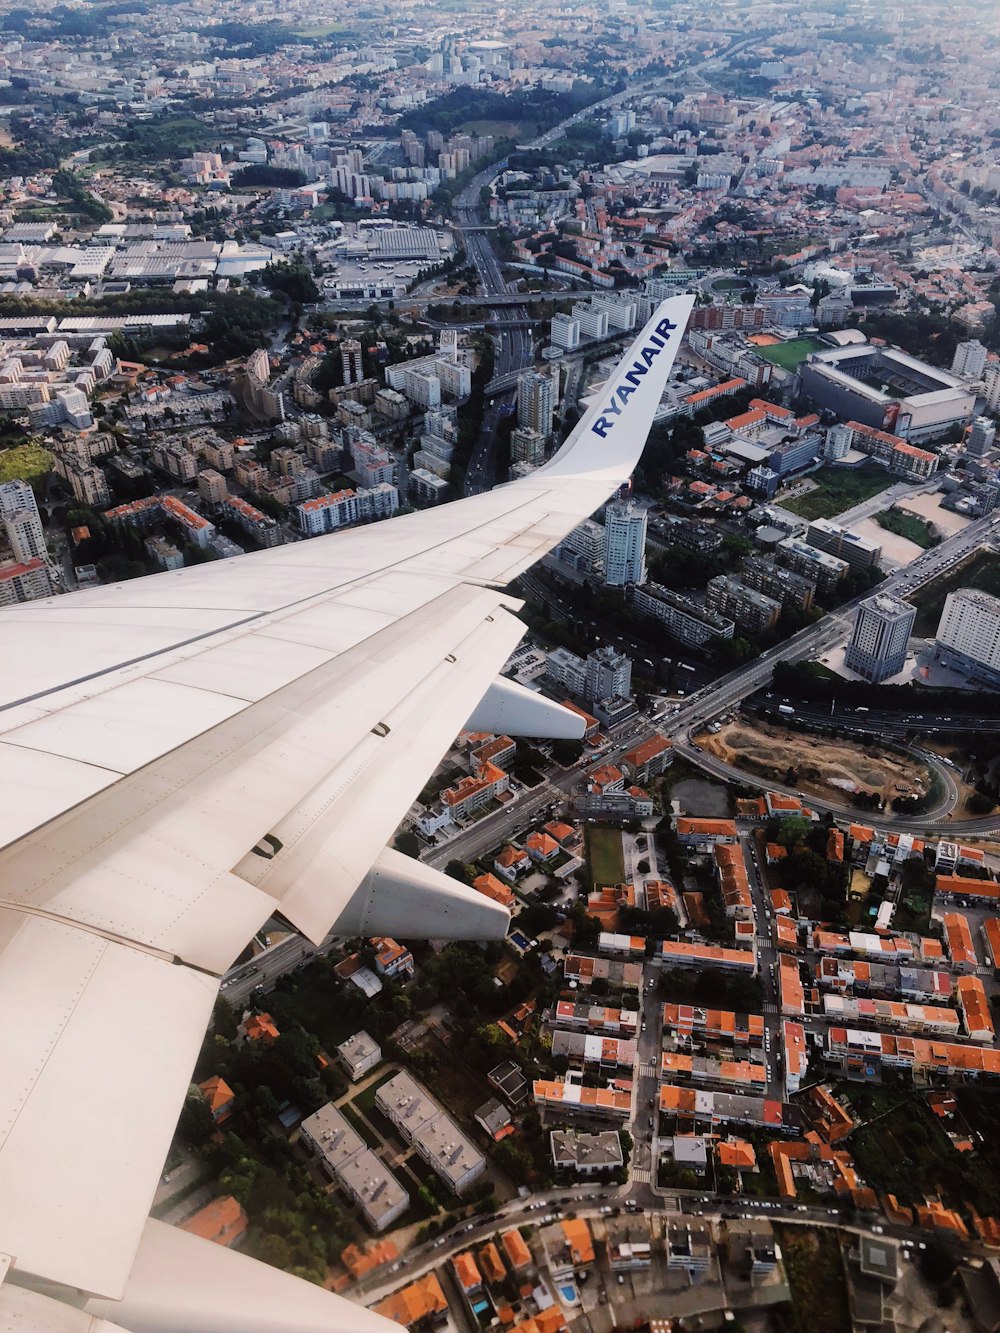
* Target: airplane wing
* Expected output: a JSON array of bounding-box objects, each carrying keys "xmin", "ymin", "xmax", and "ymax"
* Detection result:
[{"xmin": 0, "ymin": 296, "xmax": 692, "ymax": 1327}]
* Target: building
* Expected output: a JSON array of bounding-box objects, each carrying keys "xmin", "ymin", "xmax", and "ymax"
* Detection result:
[
  {"xmin": 622, "ymin": 735, "xmax": 673, "ymax": 784},
  {"xmin": 739, "ymin": 559, "xmax": 815, "ymax": 612},
  {"xmin": 516, "ymin": 371, "xmax": 554, "ymax": 437},
  {"xmin": 806, "ymin": 519, "xmax": 881, "ymax": 571},
  {"xmin": 967, "ymin": 416, "xmax": 996, "ymax": 459},
  {"xmin": 985, "ymin": 361, "xmax": 1000, "ymax": 412},
  {"xmin": 935, "ymin": 589, "xmax": 1000, "ymax": 687},
  {"xmin": 341, "ymin": 339, "xmax": 364, "ymax": 385},
  {"xmin": 376, "ymin": 1070, "xmax": 486, "ymax": 1194},
  {"xmin": 510, "ymin": 426, "xmax": 545, "ymax": 469},
  {"xmin": 179, "ymin": 1196, "xmax": 248, "ymax": 1249},
  {"xmin": 373, "ymin": 1274, "xmax": 448, "ymax": 1328},
  {"xmin": 219, "ymin": 495, "xmax": 282, "ymax": 548},
  {"xmin": 297, "ymin": 484, "xmax": 399, "ymax": 536},
  {"xmin": 776, "ymin": 537, "xmax": 848, "ymax": 596},
  {"xmin": 953, "ymin": 339, "xmax": 988, "ymax": 380},
  {"xmin": 550, "ymin": 1129, "xmax": 623, "ymax": 1177},
  {"xmin": 631, "ymin": 581, "xmax": 734, "ymax": 646},
  {"xmin": 336, "ymin": 1030, "xmax": 382, "ymax": 1082},
  {"xmin": 602, "ymin": 501, "xmax": 647, "ymax": 587},
  {"xmin": 550, "ymin": 313, "xmax": 580, "ymax": 351},
  {"xmin": 0, "ymin": 556, "xmax": 56, "ymax": 605},
  {"xmin": 666, "ymin": 1221, "xmax": 713, "ymax": 1276},
  {"xmin": 705, "ymin": 575, "xmax": 781, "ymax": 633},
  {"xmin": 844, "ymin": 593, "xmax": 916, "ymax": 682},
  {"xmin": 300, "ymin": 1103, "xmax": 409, "ymax": 1232},
  {"xmin": 0, "ymin": 479, "xmax": 47, "ymax": 565},
  {"xmin": 800, "ymin": 341, "xmax": 975, "ymax": 444},
  {"xmin": 585, "ymin": 645, "xmax": 632, "ymax": 704}
]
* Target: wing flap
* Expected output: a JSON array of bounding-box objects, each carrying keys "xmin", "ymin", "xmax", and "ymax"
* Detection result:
[{"xmin": 232, "ymin": 596, "xmax": 526, "ymax": 943}]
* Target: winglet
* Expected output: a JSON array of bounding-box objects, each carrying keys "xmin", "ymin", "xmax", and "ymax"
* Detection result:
[{"xmin": 540, "ymin": 293, "xmax": 695, "ymax": 485}]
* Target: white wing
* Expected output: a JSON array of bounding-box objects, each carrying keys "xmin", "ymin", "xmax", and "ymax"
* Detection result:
[{"xmin": 0, "ymin": 296, "xmax": 693, "ymax": 1328}]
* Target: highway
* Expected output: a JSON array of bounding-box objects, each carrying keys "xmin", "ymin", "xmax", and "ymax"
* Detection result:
[{"xmin": 453, "ymin": 169, "xmax": 535, "ymax": 496}]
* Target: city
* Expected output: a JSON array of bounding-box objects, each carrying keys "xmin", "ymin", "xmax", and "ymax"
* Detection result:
[{"xmin": 3, "ymin": 2, "xmax": 1000, "ymax": 1332}]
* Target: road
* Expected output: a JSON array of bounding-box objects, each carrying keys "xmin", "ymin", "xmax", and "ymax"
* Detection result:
[
  {"xmin": 452, "ymin": 172, "xmax": 535, "ymax": 496},
  {"xmin": 664, "ymin": 507, "xmax": 1000, "ymax": 746},
  {"xmin": 447, "ymin": 32, "xmax": 767, "ymax": 497}
]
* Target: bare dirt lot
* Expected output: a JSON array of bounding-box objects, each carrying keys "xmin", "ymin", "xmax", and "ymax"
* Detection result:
[{"xmin": 696, "ymin": 718, "xmax": 933, "ymax": 804}]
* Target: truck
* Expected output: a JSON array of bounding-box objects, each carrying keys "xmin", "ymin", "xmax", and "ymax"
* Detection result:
[{"xmin": 778, "ymin": 704, "xmax": 794, "ymax": 717}]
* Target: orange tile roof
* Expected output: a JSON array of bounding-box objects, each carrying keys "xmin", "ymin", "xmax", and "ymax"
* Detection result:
[
  {"xmin": 501, "ymin": 1228, "xmax": 533, "ymax": 1272},
  {"xmin": 478, "ymin": 1241, "xmax": 506, "ymax": 1285},
  {"xmin": 561, "ymin": 1218, "xmax": 595, "ymax": 1265},
  {"xmin": 526, "ymin": 832, "xmax": 559, "ymax": 858},
  {"xmin": 453, "ymin": 1251, "xmax": 482, "ymax": 1291},
  {"xmin": 244, "ymin": 1013, "xmax": 279, "ymax": 1042},
  {"xmin": 623, "ymin": 734, "xmax": 672, "ymax": 767},
  {"xmin": 341, "ymin": 1240, "xmax": 399, "ymax": 1279},
  {"xmin": 179, "ymin": 1196, "xmax": 247, "ymax": 1247},
  {"xmin": 717, "ymin": 1139, "xmax": 757, "ymax": 1170},
  {"xmin": 937, "ymin": 874, "xmax": 1000, "ymax": 900},
  {"xmin": 374, "ymin": 1272, "xmax": 449, "ymax": 1327},
  {"xmin": 943, "ymin": 912, "xmax": 978, "ymax": 967},
  {"xmin": 675, "ymin": 817, "xmax": 737, "ymax": 837},
  {"xmin": 957, "ymin": 975, "xmax": 994, "ymax": 1038},
  {"xmin": 198, "ymin": 1075, "xmax": 235, "ymax": 1118},
  {"xmin": 496, "ymin": 844, "xmax": 528, "ymax": 869},
  {"xmin": 545, "ymin": 821, "xmax": 577, "ymax": 843},
  {"xmin": 473, "ymin": 872, "xmax": 515, "ymax": 908}
]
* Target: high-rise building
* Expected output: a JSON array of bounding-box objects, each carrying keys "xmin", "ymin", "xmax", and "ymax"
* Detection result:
[
  {"xmin": 510, "ymin": 426, "xmax": 545, "ymax": 468},
  {"xmin": 585, "ymin": 646, "xmax": 632, "ymax": 704},
  {"xmin": 340, "ymin": 339, "xmax": 364, "ymax": 386},
  {"xmin": 823, "ymin": 424, "xmax": 853, "ymax": 461},
  {"xmin": 844, "ymin": 593, "xmax": 915, "ymax": 682},
  {"xmin": 550, "ymin": 313, "xmax": 580, "ymax": 351},
  {"xmin": 0, "ymin": 479, "xmax": 46, "ymax": 563},
  {"xmin": 984, "ymin": 362, "xmax": 1000, "ymax": 412},
  {"xmin": 603, "ymin": 501, "xmax": 647, "ymax": 587},
  {"xmin": 952, "ymin": 339, "xmax": 988, "ymax": 381},
  {"xmin": 935, "ymin": 589, "xmax": 1000, "ymax": 687},
  {"xmin": 967, "ymin": 416, "xmax": 996, "ymax": 459},
  {"xmin": 517, "ymin": 372, "xmax": 554, "ymax": 436}
]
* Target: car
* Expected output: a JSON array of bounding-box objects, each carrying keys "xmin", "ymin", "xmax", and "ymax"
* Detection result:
[{"xmin": 617, "ymin": 1274, "xmax": 625, "ymax": 1285}]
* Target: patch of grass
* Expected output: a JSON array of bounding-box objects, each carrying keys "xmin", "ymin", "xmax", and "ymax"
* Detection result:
[
  {"xmin": 352, "ymin": 1069, "xmax": 399, "ymax": 1122},
  {"xmin": 776, "ymin": 1225, "xmax": 851, "ymax": 1333},
  {"xmin": 911, "ymin": 548, "xmax": 1000, "ymax": 637},
  {"xmin": 782, "ymin": 463, "xmax": 896, "ymax": 520},
  {"xmin": 875, "ymin": 506, "xmax": 939, "ymax": 549},
  {"xmin": 585, "ymin": 824, "xmax": 625, "ymax": 887},
  {"xmin": 754, "ymin": 336, "xmax": 824, "ymax": 371},
  {"xmin": 0, "ymin": 441, "xmax": 51, "ymax": 485},
  {"xmin": 464, "ymin": 118, "xmax": 538, "ymax": 141},
  {"xmin": 340, "ymin": 1102, "xmax": 379, "ymax": 1148}
]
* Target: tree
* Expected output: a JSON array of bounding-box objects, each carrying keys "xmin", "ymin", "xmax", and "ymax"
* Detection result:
[
  {"xmin": 551, "ymin": 738, "xmax": 584, "ymax": 766},
  {"xmin": 394, "ymin": 830, "xmax": 420, "ymax": 858},
  {"xmin": 176, "ymin": 1085, "xmax": 217, "ymax": 1147}
]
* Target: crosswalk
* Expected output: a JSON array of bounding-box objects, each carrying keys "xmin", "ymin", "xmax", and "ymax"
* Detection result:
[
  {"xmin": 764, "ymin": 1002, "xmax": 779, "ymax": 1014},
  {"xmin": 756, "ymin": 935, "xmax": 771, "ymax": 949},
  {"xmin": 632, "ymin": 1167, "xmax": 652, "ymax": 1184},
  {"xmin": 660, "ymin": 1193, "xmax": 681, "ymax": 1211},
  {"xmin": 639, "ymin": 1061, "xmax": 657, "ymax": 1077}
]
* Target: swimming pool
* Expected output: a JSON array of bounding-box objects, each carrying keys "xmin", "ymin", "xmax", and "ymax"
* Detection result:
[{"xmin": 557, "ymin": 1281, "xmax": 580, "ymax": 1307}]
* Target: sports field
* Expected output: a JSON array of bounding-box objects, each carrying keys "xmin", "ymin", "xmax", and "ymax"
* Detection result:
[
  {"xmin": 586, "ymin": 825, "xmax": 625, "ymax": 887},
  {"xmin": 755, "ymin": 336, "xmax": 824, "ymax": 371}
]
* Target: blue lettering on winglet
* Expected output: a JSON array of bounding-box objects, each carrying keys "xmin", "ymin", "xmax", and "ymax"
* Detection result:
[{"xmin": 590, "ymin": 317, "xmax": 678, "ymax": 439}]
